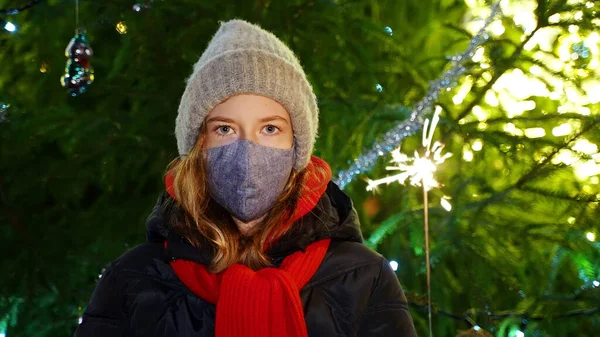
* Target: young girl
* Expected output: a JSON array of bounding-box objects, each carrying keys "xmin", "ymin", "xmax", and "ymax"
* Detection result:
[{"xmin": 75, "ymin": 19, "xmax": 417, "ymax": 337}]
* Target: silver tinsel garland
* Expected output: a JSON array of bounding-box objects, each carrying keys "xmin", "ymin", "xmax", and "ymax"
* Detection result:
[{"xmin": 334, "ymin": 2, "xmax": 502, "ymax": 189}]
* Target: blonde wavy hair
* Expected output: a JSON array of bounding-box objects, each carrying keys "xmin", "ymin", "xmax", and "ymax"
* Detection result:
[{"xmin": 165, "ymin": 125, "xmax": 309, "ymax": 273}]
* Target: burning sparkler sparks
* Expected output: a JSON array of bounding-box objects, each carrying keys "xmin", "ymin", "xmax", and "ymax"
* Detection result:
[{"xmin": 366, "ymin": 106, "xmax": 453, "ymax": 194}]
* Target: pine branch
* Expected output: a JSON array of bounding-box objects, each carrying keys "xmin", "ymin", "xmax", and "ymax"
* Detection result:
[
  {"xmin": 0, "ymin": 0, "xmax": 44, "ymax": 15},
  {"xmin": 518, "ymin": 186, "xmax": 599, "ymax": 204},
  {"xmin": 455, "ymin": 117, "xmax": 600, "ymax": 226},
  {"xmin": 408, "ymin": 300, "xmax": 600, "ymax": 323},
  {"xmin": 406, "ymin": 285, "xmax": 600, "ymax": 323}
]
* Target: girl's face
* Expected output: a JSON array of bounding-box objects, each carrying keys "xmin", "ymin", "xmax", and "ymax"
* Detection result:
[{"xmin": 204, "ymin": 94, "xmax": 293, "ymax": 149}]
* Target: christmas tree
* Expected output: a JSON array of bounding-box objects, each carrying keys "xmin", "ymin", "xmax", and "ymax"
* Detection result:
[{"xmin": 1, "ymin": 0, "xmax": 598, "ymax": 336}]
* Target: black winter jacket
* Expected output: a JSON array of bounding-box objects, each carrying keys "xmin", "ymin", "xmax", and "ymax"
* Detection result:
[{"xmin": 74, "ymin": 182, "xmax": 418, "ymax": 337}]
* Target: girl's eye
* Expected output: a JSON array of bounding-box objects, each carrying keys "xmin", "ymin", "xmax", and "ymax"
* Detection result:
[
  {"xmin": 263, "ymin": 125, "xmax": 280, "ymax": 135},
  {"xmin": 215, "ymin": 125, "xmax": 233, "ymax": 136}
]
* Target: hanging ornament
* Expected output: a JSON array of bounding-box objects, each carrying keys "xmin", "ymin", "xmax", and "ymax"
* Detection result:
[
  {"xmin": 60, "ymin": 29, "xmax": 94, "ymax": 96},
  {"xmin": 60, "ymin": 0, "xmax": 93, "ymax": 96}
]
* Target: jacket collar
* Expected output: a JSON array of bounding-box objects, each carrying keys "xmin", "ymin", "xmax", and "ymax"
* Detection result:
[{"xmin": 146, "ymin": 181, "xmax": 363, "ymax": 266}]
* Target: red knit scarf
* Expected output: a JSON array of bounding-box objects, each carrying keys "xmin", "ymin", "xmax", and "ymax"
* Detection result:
[{"xmin": 164, "ymin": 156, "xmax": 332, "ymax": 337}]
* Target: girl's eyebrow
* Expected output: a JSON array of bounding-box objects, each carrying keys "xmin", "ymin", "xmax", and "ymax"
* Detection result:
[
  {"xmin": 258, "ymin": 116, "xmax": 289, "ymax": 124},
  {"xmin": 206, "ymin": 116, "xmax": 236, "ymax": 123}
]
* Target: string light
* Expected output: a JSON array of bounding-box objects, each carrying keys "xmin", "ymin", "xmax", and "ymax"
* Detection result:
[
  {"xmin": 116, "ymin": 21, "xmax": 128, "ymax": 34},
  {"xmin": 515, "ymin": 330, "xmax": 525, "ymax": 337},
  {"xmin": 2, "ymin": 20, "xmax": 16, "ymax": 32},
  {"xmin": 586, "ymin": 232, "xmax": 596, "ymax": 242},
  {"xmin": 390, "ymin": 260, "xmax": 399, "ymax": 271}
]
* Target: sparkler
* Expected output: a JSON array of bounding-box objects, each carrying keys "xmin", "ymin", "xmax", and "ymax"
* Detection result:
[{"xmin": 366, "ymin": 105, "xmax": 452, "ymax": 337}]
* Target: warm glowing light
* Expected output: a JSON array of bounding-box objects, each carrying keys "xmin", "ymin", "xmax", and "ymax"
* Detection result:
[
  {"xmin": 490, "ymin": 20, "xmax": 505, "ymax": 35},
  {"xmin": 549, "ymin": 13, "xmax": 560, "ymax": 24},
  {"xmin": 574, "ymin": 160, "xmax": 600, "ymax": 179},
  {"xmin": 472, "ymin": 139, "xmax": 483, "ymax": 151},
  {"xmin": 552, "ymin": 123, "xmax": 573, "ymax": 137},
  {"xmin": 586, "ymin": 232, "xmax": 596, "ymax": 242},
  {"xmin": 572, "ymin": 139, "xmax": 598, "ymax": 155},
  {"xmin": 116, "ymin": 21, "xmax": 128, "ymax": 34},
  {"xmin": 463, "ymin": 148, "xmax": 474, "ymax": 162},
  {"xmin": 472, "ymin": 105, "xmax": 488, "ymax": 121},
  {"xmin": 504, "ymin": 123, "xmax": 524, "ymax": 136},
  {"xmin": 552, "ymin": 149, "xmax": 577, "ymax": 165},
  {"xmin": 525, "ymin": 127, "xmax": 546, "ymax": 138},
  {"xmin": 583, "ymin": 80, "xmax": 600, "ymax": 104},
  {"xmin": 484, "ymin": 91, "xmax": 499, "ymax": 106},
  {"xmin": 389, "ymin": 260, "xmax": 399, "ymax": 271},
  {"xmin": 441, "ymin": 197, "xmax": 452, "ymax": 212},
  {"xmin": 529, "ymin": 65, "xmax": 542, "ymax": 75},
  {"xmin": 472, "ymin": 47, "xmax": 485, "ymax": 62},
  {"xmin": 569, "ymin": 26, "xmax": 580, "ymax": 35},
  {"xmin": 452, "ymin": 76, "xmax": 473, "ymax": 105},
  {"xmin": 513, "ymin": 12, "xmax": 537, "ymax": 34}
]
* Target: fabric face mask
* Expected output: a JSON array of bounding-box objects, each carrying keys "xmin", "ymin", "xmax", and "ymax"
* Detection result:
[{"xmin": 206, "ymin": 140, "xmax": 295, "ymax": 223}]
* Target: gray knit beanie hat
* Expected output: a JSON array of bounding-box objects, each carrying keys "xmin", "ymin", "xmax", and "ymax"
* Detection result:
[{"xmin": 175, "ymin": 19, "xmax": 319, "ymax": 171}]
